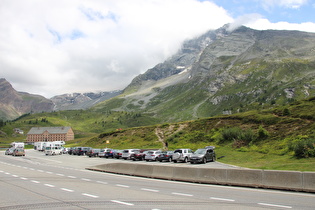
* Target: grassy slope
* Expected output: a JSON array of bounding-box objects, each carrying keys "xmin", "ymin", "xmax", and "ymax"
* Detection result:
[{"xmin": 1, "ymin": 98, "xmax": 315, "ymax": 172}]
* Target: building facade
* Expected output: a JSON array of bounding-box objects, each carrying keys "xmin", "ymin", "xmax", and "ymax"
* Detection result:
[{"xmin": 27, "ymin": 127, "xmax": 74, "ymax": 142}]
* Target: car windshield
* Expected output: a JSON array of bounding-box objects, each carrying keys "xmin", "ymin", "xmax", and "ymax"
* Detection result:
[
  {"xmin": 174, "ymin": 150, "xmax": 182, "ymax": 153},
  {"xmin": 194, "ymin": 149, "xmax": 206, "ymax": 154}
]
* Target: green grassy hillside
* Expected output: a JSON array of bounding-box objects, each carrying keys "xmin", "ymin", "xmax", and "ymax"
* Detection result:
[{"xmin": 1, "ymin": 97, "xmax": 315, "ymax": 171}]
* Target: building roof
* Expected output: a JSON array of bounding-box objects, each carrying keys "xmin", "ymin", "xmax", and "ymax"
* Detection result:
[{"xmin": 27, "ymin": 127, "xmax": 72, "ymax": 135}]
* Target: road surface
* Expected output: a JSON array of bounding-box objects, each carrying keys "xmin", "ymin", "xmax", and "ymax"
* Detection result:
[{"xmin": 0, "ymin": 149, "xmax": 314, "ymax": 209}]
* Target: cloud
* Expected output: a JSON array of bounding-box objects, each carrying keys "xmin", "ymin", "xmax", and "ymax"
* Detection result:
[
  {"xmin": 228, "ymin": 14, "xmax": 263, "ymax": 32},
  {"xmin": 0, "ymin": 0, "xmax": 232, "ymax": 98},
  {"xmin": 1, "ymin": 0, "xmax": 314, "ymax": 98},
  {"xmin": 260, "ymin": 0, "xmax": 309, "ymax": 10},
  {"xmin": 245, "ymin": 18, "xmax": 315, "ymax": 33}
]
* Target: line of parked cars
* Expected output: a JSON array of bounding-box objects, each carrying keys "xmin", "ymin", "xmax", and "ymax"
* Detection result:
[{"xmin": 65, "ymin": 146, "xmax": 216, "ymax": 164}]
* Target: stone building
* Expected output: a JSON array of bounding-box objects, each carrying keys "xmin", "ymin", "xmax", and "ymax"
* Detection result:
[{"xmin": 27, "ymin": 127, "xmax": 74, "ymax": 142}]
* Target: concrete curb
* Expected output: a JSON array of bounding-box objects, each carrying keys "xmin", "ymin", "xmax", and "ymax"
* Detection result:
[{"xmin": 87, "ymin": 163, "xmax": 315, "ymax": 193}]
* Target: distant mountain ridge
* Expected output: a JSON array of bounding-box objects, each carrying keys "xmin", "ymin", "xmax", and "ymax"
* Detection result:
[
  {"xmin": 51, "ymin": 91, "xmax": 122, "ymax": 111},
  {"xmin": 0, "ymin": 78, "xmax": 122, "ymax": 120},
  {"xmin": 95, "ymin": 25, "xmax": 315, "ymax": 123}
]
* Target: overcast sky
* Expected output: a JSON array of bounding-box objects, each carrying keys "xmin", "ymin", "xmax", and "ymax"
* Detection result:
[{"xmin": 1, "ymin": 0, "xmax": 315, "ymax": 98}]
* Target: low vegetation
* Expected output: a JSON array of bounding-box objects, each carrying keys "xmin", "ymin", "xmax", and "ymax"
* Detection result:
[{"xmin": 1, "ymin": 97, "xmax": 315, "ymax": 172}]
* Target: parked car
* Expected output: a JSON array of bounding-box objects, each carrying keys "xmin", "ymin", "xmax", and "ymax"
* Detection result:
[
  {"xmin": 190, "ymin": 147, "xmax": 216, "ymax": 164},
  {"xmin": 12, "ymin": 148, "xmax": 25, "ymax": 156},
  {"xmin": 113, "ymin": 150, "xmax": 124, "ymax": 159},
  {"xmin": 5, "ymin": 148, "xmax": 15, "ymax": 155},
  {"xmin": 157, "ymin": 151, "xmax": 173, "ymax": 162},
  {"xmin": 74, "ymin": 147, "xmax": 92, "ymax": 156},
  {"xmin": 144, "ymin": 150, "xmax": 161, "ymax": 161},
  {"xmin": 172, "ymin": 149, "xmax": 193, "ymax": 163},
  {"xmin": 130, "ymin": 150, "xmax": 149, "ymax": 161},
  {"xmin": 62, "ymin": 147, "xmax": 69, "ymax": 154},
  {"xmin": 68, "ymin": 147, "xmax": 76, "ymax": 155},
  {"xmin": 104, "ymin": 149, "xmax": 116, "ymax": 158},
  {"xmin": 98, "ymin": 148, "xmax": 113, "ymax": 158},
  {"xmin": 86, "ymin": 149, "xmax": 101, "ymax": 157},
  {"xmin": 122, "ymin": 149, "xmax": 140, "ymax": 160}
]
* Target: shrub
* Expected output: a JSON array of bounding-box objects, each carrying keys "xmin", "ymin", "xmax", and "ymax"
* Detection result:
[
  {"xmin": 256, "ymin": 126, "xmax": 269, "ymax": 141},
  {"xmin": 220, "ymin": 127, "xmax": 242, "ymax": 143},
  {"xmin": 288, "ymin": 136, "xmax": 315, "ymax": 158},
  {"xmin": 220, "ymin": 127, "xmax": 257, "ymax": 147}
]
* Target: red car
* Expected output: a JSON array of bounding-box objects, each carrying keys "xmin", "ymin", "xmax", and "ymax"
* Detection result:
[{"xmin": 130, "ymin": 150, "xmax": 149, "ymax": 161}]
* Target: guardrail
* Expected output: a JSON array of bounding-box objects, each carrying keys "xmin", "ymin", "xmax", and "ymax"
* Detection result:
[{"xmin": 87, "ymin": 163, "xmax": 315, "ymax": 193}]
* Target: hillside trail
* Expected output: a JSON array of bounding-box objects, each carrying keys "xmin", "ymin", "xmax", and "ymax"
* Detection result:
[{"xmin": 154, "ymin": 124, "xmax": 187, "ymax": 150}]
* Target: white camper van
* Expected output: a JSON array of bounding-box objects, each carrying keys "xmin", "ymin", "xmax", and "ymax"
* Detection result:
[
  {"xmin": 44, "ymin": 144, "xmax": 63, "ymax": 155},
  {"xmin": 10, "ymin": 142, "xmax": 24, "ymax": 148}
]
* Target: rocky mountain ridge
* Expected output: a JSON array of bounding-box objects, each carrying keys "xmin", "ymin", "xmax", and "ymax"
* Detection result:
[
  {"xmin": 51, "ymin": 90, "xmax": 122, "ymax": 111},
  {"xmin": 95, "ymin": 25, "xmax": 315, "ymax": 122},
  {"xmin": 0, "ymin": 78, "xmax": 122, "ymax": 121},
  {"xmin": 0, "ymin": 78, "xmax": 54, "ymax": 121}
]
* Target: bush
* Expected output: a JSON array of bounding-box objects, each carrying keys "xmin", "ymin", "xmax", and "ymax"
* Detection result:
[
  {"xmin": 256, "ymin": 126, "xmax": 269, "ymax": 141},
  {"xmin": 220, "ymin": 127, "xmax": 242, "ymax": 143},
  {"xmin": 288, "ymin": 136, "xmax": 315, "ymax": 158},
  {"xmin": 219, "ymin": 127, "xmax": 257, "ymax": 147}
]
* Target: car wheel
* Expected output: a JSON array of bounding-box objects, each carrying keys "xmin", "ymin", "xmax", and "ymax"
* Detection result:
[
  {"xmin": 173, "ymin": 160, "xmax": 177, "ymax": 163},
  {"xmin": 183, "ymin": 157, "xmax": 188, "ymax": 163},
  {"xmin": 203, "ymin": 158, "xmax": 207, "ymax": 164},
  {"xmin": 168, "ymin": 157, "xmax": 172, "ymax": 162}
]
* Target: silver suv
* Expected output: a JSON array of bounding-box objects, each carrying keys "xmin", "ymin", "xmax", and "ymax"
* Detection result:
[
  {"xmin": 172, "ymin": 149, "xmax": 193, "ymax": 163},
  {"xmin": 122, "ymin": 149, "xmax": 140, "ymax": 160}
]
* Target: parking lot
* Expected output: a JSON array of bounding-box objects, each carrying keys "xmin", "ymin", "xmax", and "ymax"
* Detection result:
[{"xmin": 10, "ymin": 149, "xmax": 242, "ymax": 170}]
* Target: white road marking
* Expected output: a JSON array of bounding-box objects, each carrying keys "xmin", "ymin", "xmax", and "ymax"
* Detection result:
[
  {"xmin": 31, "ymin": 180, "xmax": 40, "ymax": 184},
  {"xmin": 116, "ymin": 184, "xmax": 130, "ymax": 188},
  {"xmin": 5, "ymin": 172, "xmax": 10, "ymax": 175},
  {"xmin": 210, "ymin": 197, "xmax": 235, "ymax": 202},
  {"xmin": 82, "ymin": 193, "xmax": 99, "ymax": 198},
  {"xmin": 96, "ymin": 181, "xmax": 108, "ymax": 184},
  {"xmin": 20, "ymin": 177, "xmax": 28, "ymax": 180},
  {"xmin": 46, "ymin": 171, "xmax": 53, "ymax": 174},
  {"xmin": 56, "ymin": 173, "xmax": 64, "ymax": 176},
  {"xmin": 68, "ymin": 175, "xmax": 76, "ymax": 178},
  {"xmin": 172, "ymin": 192, "xmax": 193, "ymax": 197},
  {"xmin": 37, "ymin": 170, "xmax": 44, "ymax": 172},
  {"xmin": 61, "ymin": 188, "xmax": 74, "ymax": 192},
  {"xmin": 111, "ymin": 200, "xmax": 134, "ymax": 206},
  {"xmin": 81, "ymin": 178, "xmax": 91, "ymax": 181},
  {"xmin": 141, "ymin": 188, "xmax": 159, "ymax": 192},
  {"xmin": 12, "ymin": 175, "xmax": 18, "ymax": 177},
  {"xmin": 258, "ymin": 203, "xmax": 292, "ymax": 209},
  {"xmin": 44, "ymin": 184, "xmax": 55, "ymax": 188}
]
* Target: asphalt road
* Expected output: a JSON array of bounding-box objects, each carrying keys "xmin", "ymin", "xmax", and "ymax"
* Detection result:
[{"xmin": 0, "ymin": 149, "xmax": 314, "ymax": 209}]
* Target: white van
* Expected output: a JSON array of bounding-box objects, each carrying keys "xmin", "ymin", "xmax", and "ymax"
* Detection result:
[{"xmin": 45, "ymin": 146, "xmax": 63, "ymax": 155}]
